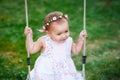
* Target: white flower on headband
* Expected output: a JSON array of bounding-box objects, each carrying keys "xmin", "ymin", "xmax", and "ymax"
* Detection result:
[
  {"xmin": 64, "ymin": 14, "xmax": 68, "ymax": 19},
  {"xmin": 59, "ymin": 15, "xmax": 62, "ymax": 18},
  {"xmin": 52, "ymin": 16, "xmax": 57, "ymax": 20},
  {"xmin": 46, "ymin": 23, "xmax": 49, "ymax": 26}
]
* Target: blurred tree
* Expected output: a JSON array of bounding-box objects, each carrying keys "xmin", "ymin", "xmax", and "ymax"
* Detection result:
[{"xmin": 103, "ymin": 0, "xmax": 111, "ymax": 11}]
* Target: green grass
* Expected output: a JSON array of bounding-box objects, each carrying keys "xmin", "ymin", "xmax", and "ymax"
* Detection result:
[{"xmin": 0, "ymin": 0, "xmax": 120, "ymax": 80}]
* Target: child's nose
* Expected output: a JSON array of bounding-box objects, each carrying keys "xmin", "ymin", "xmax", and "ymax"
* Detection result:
[{"xmin": 62, "ymin": 34, "xmax": 66, "ymax": 38}]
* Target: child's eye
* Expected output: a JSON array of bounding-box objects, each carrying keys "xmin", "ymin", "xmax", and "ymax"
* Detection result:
[
  {"xmin": 57, "ymin": 33, "xmax": 61, "ymax": 35},
  {"xmin": 65, "ymin": 30, "xmax": 68, "ymax": 33}
]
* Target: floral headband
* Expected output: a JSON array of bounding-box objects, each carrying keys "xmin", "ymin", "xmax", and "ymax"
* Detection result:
[
  {"xmin": 43, "ymin": 14, "xmax": 68, "ymax": 29},
  {"xmin": 38, "ymin": 14, "xmax": 68, "ymax": 32}
]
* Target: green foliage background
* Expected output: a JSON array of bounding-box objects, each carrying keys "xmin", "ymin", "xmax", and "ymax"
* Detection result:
[{"xmin": 0, "ymin": 0, "xmax": 120, "ymax": 80}]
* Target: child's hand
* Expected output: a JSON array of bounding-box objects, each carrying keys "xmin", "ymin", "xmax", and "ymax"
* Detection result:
[
  {"xmin": 24, "ymin": 26, "xmax": 32, "ymax": 36},
  {"xmin": 79, "ymin": 30, "xmax": 87, "ymax": 40}
]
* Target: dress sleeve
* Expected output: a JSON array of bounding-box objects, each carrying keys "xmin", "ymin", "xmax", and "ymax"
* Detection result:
[{"xmin": 66, "ymin": 37, "xmax": 73, "ymax": 55}]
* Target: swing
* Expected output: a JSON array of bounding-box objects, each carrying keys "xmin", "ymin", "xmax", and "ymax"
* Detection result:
[{"xmin": 24, "ymin": 0, "xmax": 87, "ymax": 80}]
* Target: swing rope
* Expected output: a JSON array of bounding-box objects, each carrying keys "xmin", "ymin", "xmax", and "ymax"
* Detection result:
[
  {"xmin": 24, "ymin": 0, "xmax": 31, "ymax": 80},
  {"xmin": 82, "ymin": 0, "xmax": 87, "ymax": 80}
]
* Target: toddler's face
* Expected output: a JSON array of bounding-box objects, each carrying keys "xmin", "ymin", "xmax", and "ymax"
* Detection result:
[{"xmin": 48, "ymin": 19, "xmax": 70, "ymax": 43}]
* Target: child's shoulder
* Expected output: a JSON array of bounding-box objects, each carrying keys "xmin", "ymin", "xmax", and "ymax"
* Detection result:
[
  {"xmin": 37, "ymin": 35, "xmax": 46, "ymax": 43},
  {"xmin": 38, "ymin": 35, "xmax": 51, "ymax": 41},
  {"xmin": 65, "ymin": 36, "xmax": 73, "ymax": 44},
  {"xmin": 68, "ymin": 36, "xmax": 73, "ymax": 41}
]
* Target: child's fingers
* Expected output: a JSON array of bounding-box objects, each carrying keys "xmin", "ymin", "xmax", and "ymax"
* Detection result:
[
  {"xmin": 24, "ymin": 26, "xmax": 32, "ymax": 36},
  {"xmin": 79, "ymin": 30, "xmax": 88, "ymax": 40},
  {"xmin": 83, "ymin": 32, "xmax": 87, "ymax": 38}
]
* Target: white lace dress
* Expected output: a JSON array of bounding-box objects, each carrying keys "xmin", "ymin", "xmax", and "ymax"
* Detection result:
[{"xmin": 28, "ymin": 35, "xmax": 83, "ymax": 80}]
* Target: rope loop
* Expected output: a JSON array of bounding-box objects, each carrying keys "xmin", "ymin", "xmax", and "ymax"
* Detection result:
[
  {"xmin": 27, "ymin": 57, "xmax": 30, "ymax": 65},
  {"xmin": 82, "ymin": 56, "xmax": 87, "ymax": 64}
]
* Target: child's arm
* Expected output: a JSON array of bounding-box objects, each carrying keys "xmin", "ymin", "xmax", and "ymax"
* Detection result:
[
  {"xmin": 71, "ymin": 30, "xmax": 87, "ymax": 54},
  {"xmin": 24, "ymin": 27, "xmax": 43, "ymax": 54}
]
